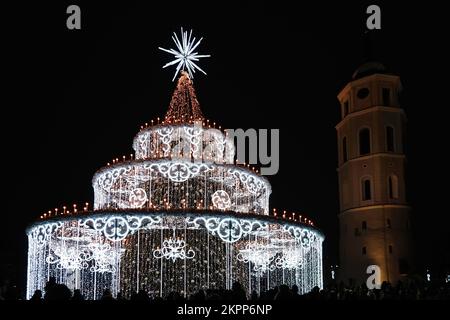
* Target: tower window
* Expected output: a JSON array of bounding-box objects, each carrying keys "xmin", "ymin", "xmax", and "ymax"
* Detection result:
[
  {"xmin": 362, "ymin": 178, "xmax": 372, "ymax": 201},
  {"xmin": 357, "ymin": 88, "xmax": 370, "ymax": 99},
  {"xmin": 343, "ymin": 101, "xmax": 349, "ymax": 117},
  {"xmin": 386, "ymin": 126, "xmax": 395, "ymax": 152},
  {"xmin": 342, "ymin": 137, "xmax": 348, "ymax": 162},
  {"xmin": 359, "ymin": 128, "xmax": 371, "ymax": 155},
  {"xmin": 388, "ymin": 175, "xmax": 399, "ymax": 199},
  {"xmin": 362, "ymin": 221, "xmax": 367, "ymax": 230},
  {"xmin": 354, "ymin": 228, "xmax": 359, "ymax": 236},
  {"xmin": 382, "ymin": 88, "xmax": 391, "ymax": 106},
  {"xmin": 362, "ymin": 247, "xmax": 367, "ymax": 255},
  {"xmin": 389, "ymin": 245, "xmax": 393, "ymax": 254},
  {"xmin": 386, "ymin": 218, "xmax": 392, "ymax": 229}
]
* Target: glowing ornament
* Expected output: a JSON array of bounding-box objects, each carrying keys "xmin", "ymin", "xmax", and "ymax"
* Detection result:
[
  {"xmin": 211, "ymin": 190, "xmax": 231, "ymax": 210},
  {"xmin": 153, "ymin": 230, "xmax": 195, "ymax": 262},
  {"xmin": 129, "ymin": 188, "xmax": 148, "ymax": 208},
  {"xmin": 159, "ymin": 27, "xmax": 211, "ymax": 81}
]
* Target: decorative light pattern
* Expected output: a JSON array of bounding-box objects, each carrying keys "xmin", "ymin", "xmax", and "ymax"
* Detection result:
[
  {"xmin": 211, "ymin": 190, "xmax": 231, "ymax": 210},
  {"xmin": 133, "ymin": 124, "xmax": 235, "ymax": 164},
  {"xmin": 274, "ymin": 249, "xmax": 303, "ymax": 269},
  {"xmin": 153, "ymin": 230, "xmax": 195, "ymax": 262},
  {"xmin": 46, "ymin": 245, "xmax": 87, "ymax": 270},
  {"xmin": 159, "ymin": 28, "xmax": 211, "ymax": 81},
  {"xmin": 187, "ymin": 216, "xmax": 266, "ymax": 243},
  {"xmin": 86, "ymin": 243, "xmax": 120, "ymax": 273},
  {"xmin": 129, "ymin": 188, "xmax": 147, "ymax": 208},
  {"xmin": 236, "ymin": 242, "xmax": 278, "ymax": 274},
  {"xmin": 82, "ymin": 215, "xmax": 162, "ymax": 242}
]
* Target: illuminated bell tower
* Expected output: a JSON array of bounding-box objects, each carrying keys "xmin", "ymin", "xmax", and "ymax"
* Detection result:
[{"xmin": 336, "ymin": 62, "xmax": 413, "ymax": 285}]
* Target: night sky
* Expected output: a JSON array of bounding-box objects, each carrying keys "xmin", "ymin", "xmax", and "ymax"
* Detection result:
[{"xmin": 3, "ymin": 1, "xmax": 450, "ymax": 292}]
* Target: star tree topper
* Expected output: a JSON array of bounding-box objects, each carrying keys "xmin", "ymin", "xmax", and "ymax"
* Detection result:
[{"xmin": 159, "ymin": 27, "xmax": 211, "ymax": 81}]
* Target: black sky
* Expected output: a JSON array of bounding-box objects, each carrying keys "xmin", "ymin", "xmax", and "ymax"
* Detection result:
[{"xmin": 3, "ymin": 1, "xmax": 450, "ymax": 291}]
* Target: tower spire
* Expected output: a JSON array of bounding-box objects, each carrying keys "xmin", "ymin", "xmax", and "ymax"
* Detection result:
[
  {"xmin": 163, "ymin": 71, "xmax": 204, "ymax": 124},
  {"xmin": 362, "ymin": 30, "xmax": 374, "ymax": 63}
]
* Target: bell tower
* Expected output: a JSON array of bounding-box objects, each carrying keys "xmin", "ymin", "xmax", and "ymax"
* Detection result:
[{"xmin": 336, "ymin": 62, "xmax": 413, "ymax": 285}]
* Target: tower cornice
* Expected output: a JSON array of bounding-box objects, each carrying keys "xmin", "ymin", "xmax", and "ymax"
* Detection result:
[
  {"xmin": 336, "ymin": 152, "xmax": 406, "ymax": 171},
  {"xmin": 337, "ymin": 73, "xmax": 402, "ymax": 102},
  {"xmin": 335, "ymin": 106, "xmax": 406, "ymax": 130},
  {"xmin": 339, "ymin": 204, "xmax": 411, "ymax": 216}
]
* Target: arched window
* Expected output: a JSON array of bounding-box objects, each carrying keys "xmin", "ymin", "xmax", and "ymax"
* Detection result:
[
  {"xmin": 386, "ymin": 126, "xmax": 395, "ymax": 152},
  {"xmin": 362, "ymin": 178, "xmax": 372, "ymax": 201},
  {"xmin": 388, "ymin": 175, "xmax": 399, "ymax": 199},
  {"xmin": 342, "ymin": 137, "xmax": 348, "ymax": 162},
  {"xmin": 359, "ymin": 128, "xmax": 371, "ymax": 155}
]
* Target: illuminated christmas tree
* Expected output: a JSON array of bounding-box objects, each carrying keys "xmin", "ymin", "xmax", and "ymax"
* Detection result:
[
  {"xmin": 163, "ymin": 72, "xmax": 204, "ymax": 124},
  {"xmin": 26, "ymin": 28, "xmax": 324, "ymax": 299}
]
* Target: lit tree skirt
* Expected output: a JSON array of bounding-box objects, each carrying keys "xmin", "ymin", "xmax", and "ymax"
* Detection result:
[{"xmin": 27, "ymin": 211, "xmax": 323, "ymax": 299}]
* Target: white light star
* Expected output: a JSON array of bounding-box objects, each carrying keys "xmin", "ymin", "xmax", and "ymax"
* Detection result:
[{"xmin": 159, "ymin": 27, "xmax": 211, "ymax": 81}]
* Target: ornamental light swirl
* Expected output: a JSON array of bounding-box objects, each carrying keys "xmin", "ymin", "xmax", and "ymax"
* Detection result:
[
  {"xmin": 153, "ymin": 230, "xmax": 195, "ymax": 262},
  {"xmin": 26, "ymin": 30, "xmax": 324, "ymax": 300}
]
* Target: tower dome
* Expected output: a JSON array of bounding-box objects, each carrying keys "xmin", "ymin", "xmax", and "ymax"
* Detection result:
[{"xmin": 352, "ymin": 61, "xmax": 387, "ymax": 80}]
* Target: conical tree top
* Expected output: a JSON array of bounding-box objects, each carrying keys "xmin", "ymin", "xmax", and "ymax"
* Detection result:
[{"xmin": 163, "ymin": 71, "xmax": 205, "ymax": 124}]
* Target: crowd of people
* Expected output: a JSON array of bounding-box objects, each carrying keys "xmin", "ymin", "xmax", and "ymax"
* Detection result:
[{"xmin": 1, "ymin": 277, "xmax": 448, "ymax": 301}]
